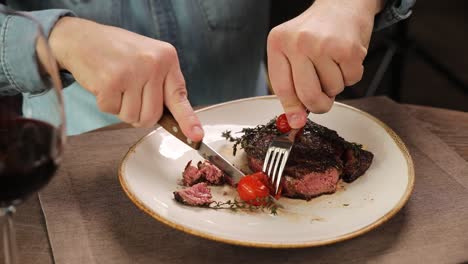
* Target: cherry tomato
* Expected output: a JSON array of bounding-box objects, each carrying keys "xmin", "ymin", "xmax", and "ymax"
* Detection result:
[
  {"xmin": 276, "ymin": 113, "xmax": 291, "ymax": 133},
  {"xmin": 237, "ymin": 172, "xmax": 283, "ymax": 205},
  {"xmin": 253, "ymin": 172, "xmax": 283, "ymax": 200},
  {"xmin": 237, "ymin": 172, "xmax": 270, "ymax": 206},
  {"xmin": 250, "ymin": 171, "xmax": 269, "ymax": 185}
]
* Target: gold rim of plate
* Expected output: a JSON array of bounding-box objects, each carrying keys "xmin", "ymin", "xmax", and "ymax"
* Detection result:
[{"xmin": 118, "ymin": 95, "xmax": 415, "ymax": 248}]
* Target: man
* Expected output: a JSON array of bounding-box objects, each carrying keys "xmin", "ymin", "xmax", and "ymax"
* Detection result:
[{"xmin": 0, "ymin": 0, "xmax": 415, "ymax": 138}]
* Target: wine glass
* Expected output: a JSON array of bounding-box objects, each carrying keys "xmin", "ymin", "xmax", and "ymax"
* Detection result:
[{"xmin": 0, "ymin": 7, "xmax": 65, "ymax": 264}]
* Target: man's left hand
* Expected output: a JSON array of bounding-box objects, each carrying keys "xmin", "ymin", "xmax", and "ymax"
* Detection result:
[{"xmin": 267, "ymin": 0, "xmax": 383, "ymax": 128}]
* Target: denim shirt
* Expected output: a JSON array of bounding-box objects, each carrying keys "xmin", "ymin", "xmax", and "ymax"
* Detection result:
[{"xmin": 0, "ymin": 0, "xmax": 415, "ymax": 135}]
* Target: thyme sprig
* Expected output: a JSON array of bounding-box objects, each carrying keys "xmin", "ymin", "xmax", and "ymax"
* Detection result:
[
  {"xmin": 221, "ymin": 118, "xmax": 279, "ymax": 156},
  {"xmin": 207, "ymin": 196, "xmax": 280, "ymax": 215}
]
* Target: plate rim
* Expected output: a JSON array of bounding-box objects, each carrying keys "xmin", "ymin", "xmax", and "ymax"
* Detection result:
[{"xmin": 118, "ymin": 95, "xmax": 415, "ymax": 248}]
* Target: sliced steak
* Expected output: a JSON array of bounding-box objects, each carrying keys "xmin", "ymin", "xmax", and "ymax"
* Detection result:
[
  {"xmin": 198, "ymin": 160, "xmax": 224, "ymax": 185},
  {"xmin": 173, "ymin": 183, "xmax": 212, "ymax": 206},
  {"xmin": 225, "ymin": 117, "xmax": 374, "ymax": 200},
  {"xmin": 182, "ymin": 160, "xmax": 232, "ymax": 186},
  {"xmin": 182, "ymin": 161, "xmax": 202, "ymax": 186}
]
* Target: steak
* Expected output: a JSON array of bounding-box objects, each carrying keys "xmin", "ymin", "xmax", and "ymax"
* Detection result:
[
  {"xmin": 224, "ymin": 118, "xmax": 373, "ymax": 200},
  {"xmin": 173, "ymin": 182, "xmax": 212, "ymax": 206},
  {"xmin": 182, "ymin": 160, "xmax": 232, "ymax": 186}
]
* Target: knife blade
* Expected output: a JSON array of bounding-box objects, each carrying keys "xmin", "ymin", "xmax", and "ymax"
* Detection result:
[
  {"xmin": 197, "ymin": 142, "xmax": 245, "ymax": 180},
  {"xmin": 158, "ymin": 108, "xmax": 245, "ymax": 181}
]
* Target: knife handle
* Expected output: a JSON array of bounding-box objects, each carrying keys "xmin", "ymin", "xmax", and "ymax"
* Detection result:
[{"xmin": 158, "ymin": 107, "xmax": 201, "ymax": 150}]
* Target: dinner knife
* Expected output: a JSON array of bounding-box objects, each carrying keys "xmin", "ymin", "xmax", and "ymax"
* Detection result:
[{"xmin": 158, "ymin": 108, "xmax": 245, "ymax": 181}]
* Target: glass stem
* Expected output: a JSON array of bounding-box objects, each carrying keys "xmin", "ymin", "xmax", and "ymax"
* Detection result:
[{"xmin": 1, "ymin": 206, "xmax": 17, "ymax": 264}]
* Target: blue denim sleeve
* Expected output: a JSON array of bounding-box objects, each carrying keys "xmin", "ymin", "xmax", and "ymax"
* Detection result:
[
  {"xmin": 374, "ymin": 0, "xmax": 416, "ymax": 31},
  {"xmin": 0, "ymin": 7, "xmax": 75, "ymax": 96}
]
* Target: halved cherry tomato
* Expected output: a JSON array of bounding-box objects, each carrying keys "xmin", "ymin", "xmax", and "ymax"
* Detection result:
[
  {"xmin": 276, "ymin": 113, "xmax": 292, "ymax": 133},
  {"xmin": 250, "ymin": 171, "xmax": 269, "ymax": 185},
  {"xmin": 257, "ymin": 172, "xmax": 283, "ymax": 200},
  {"xmin": 237, "ymin": 172, "xmax": 270, "ymax": 206},
  {"xmin": 237, "ymin": 172, "xmax": 283, "ymax": 205}
]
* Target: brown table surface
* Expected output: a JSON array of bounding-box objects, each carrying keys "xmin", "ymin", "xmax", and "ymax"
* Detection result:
[{"xmin": 13, "ymin": 103, "xmax": 468, "ymax": 264}]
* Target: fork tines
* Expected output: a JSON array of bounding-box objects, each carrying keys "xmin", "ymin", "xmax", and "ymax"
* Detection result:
[{"xmin": 262, "ymin": 138, "xmax": 293, "ymax": 194}]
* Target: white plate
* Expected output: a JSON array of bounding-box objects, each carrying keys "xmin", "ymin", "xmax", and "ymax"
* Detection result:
[{"xmin": 119, "ymin": 96, "xmax": 414, "ymax": 248}]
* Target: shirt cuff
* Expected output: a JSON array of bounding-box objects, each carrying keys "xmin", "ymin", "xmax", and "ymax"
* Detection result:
[
  {"xmin": 0, "ymin": 9, "xmax": 75, "ymax": 95},
  {"xmin": 374, "ymin": 0, "xmax": 416, "ymax": 31}
]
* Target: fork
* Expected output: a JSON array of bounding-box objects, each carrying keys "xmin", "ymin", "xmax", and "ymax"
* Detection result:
[{"xmin": 263, "ymin": 111, "xmax": 309, "ymax": 194}]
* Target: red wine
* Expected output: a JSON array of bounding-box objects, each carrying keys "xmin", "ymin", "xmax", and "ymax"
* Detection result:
[{"xmin": 0, "ymin": 118, "xmax": 62, "ymax": 206}]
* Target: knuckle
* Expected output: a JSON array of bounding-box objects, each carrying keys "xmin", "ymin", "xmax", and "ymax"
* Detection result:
[
  {"xmin": 347, "ymin": 74, "xmax": 363, "ymax": 86},
  {"xmin": 310, "ymin": 35, "xmax": 330, "ymax": 58},
  {"xmin": 120, "ymin": 112, "xmax": 139, "ymax": 124},
  {"xmin": 96, "ymin": 95, "xmax": 115, "ymax": 114},
  {"xmin": 348, "ymin": 42, "xmax": 367, "ymax": 61},
  {"xmin": 95, "ymin": 82, "xmax": 123, "ymax": 114},
  {"xmin": 140, "ymin": 106, "xmax": 163, "ymax": 127},
  {"xmin": 98, "ymin": 72, "xmax": 113, "ymax": 89},
  {"xmin": 176, "ymin": 84, "xmax": 188, "ymax": 96},
  {"xmin": 357, "ymin": 45, "xmax": 368, "ymax": 60},
  {"xmin": 295, "ymin": 30, "xmax": 312, "ymax": 55},
  {"xmin": 170, "ymin": 85, "xmax": 188, "ymax": 104},
  {"xmin": 337, "ymin": 47, "xmax": 354, "ymax": 62},
  {"xmin": 317, "ymin": 101, "xmax": 333, "ymax": 113},
  {"xmin": 267, "ymin": 26, "xmax": 285, "ymax": 50},
  {"xmin": 336, "ymin": 40, "xmax": 363, "ymax": 62},
  {"xmin": 140, "ymin": 51, "xmax": 162, "ymax": 72},
  {"xmin": 301, "ymin": 89, "xmax": 321, "ymax": 107},
  {"xmin": 136, "ymin": 119, "xmax": 153, "ymax": 128},
  {"xmin": 308, "ymin": 99, "xmax": 333, "ymax": 114},
  {"xmin": 160, "ymin": 42, "xmax": 178, "ymax": 62},
  {"xmin": 99, "ymin": 67, "xmax": 125, "ymax": 90},
  {"xmin": 344, "ymin": 66, "xmax": 364, "ymax": 86},
  {"xmin": 325, "ymin": 85, "xmax": 344, "ymax": 97},
  {"xmin": 119, "ymin": 104, "xmax": 141, "ymax": 124}
]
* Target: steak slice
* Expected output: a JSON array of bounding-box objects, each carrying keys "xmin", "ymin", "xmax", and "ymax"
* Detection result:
[
  {"xmin": 182, "ymin": 160, "xmax": 232, "ymax": 186},
  {"xmin": 173, "ymin": 183, "xmax": 212, "ymax": 206},
  {"xmin": 182, "ymin": 161, "xmax": 202, "ymax": 186},
  {"xmin": 224, "ymin": 118, "xmax": 374, "ymax": 200}
]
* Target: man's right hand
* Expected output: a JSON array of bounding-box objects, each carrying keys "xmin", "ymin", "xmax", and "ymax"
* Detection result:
[{"xmin": 48, "ymin": 17, "xmax": 204, "ymax": 142}]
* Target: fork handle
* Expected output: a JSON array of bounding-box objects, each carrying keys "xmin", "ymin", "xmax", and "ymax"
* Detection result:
[{"xmin": 158, "ymin": 107, "xmax": 202, "ymax": 150}]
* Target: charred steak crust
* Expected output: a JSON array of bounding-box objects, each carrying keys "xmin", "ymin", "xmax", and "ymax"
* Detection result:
[
  {"xmin": 223, "ymin": 117, "xmax": 374, "ymax": 199},
  {"xmin": 173, "ymin": 192, "xmax": 187, "ymax": 204},
  {"xmin": 342, "ymin": 148, "xmax": 373, "ymax": 183}
]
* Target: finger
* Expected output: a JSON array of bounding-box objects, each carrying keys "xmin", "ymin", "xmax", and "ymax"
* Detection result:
[
  {"xmin": 289, "ymin": 55, "xmax": 334, "ymax": 116},
  {"xmin": 119, "ymin": 85, "xmax": 143, "ymax": 124},
  {"xmin": 267, "ymin": 46, "xmax": 308, "ymax": 128},
  {"xmin": 314, "ymin": 57, "xmax": 345, "ymax": 97},
  {"xmin": 96, "ymin": 90, "xmax": 122, "ymax": 114},
  {"xmin": 132, "ymin": 77, "xmax": 164, "ymax": 128},
  {"xmin": 163, "ymin": 64, "xmax": 204, "ymax": 142},
  {"xmin": 339, "ymin": 61, "xmax": 364, "ymax": 86}
]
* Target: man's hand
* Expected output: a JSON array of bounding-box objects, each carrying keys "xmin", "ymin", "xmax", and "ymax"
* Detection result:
[
  {"xmin": 48, "ymin": 17, "xmax": 204, "ymax": 141},
  {"xmin": 267, "ymin": 0, "xmax": 383, "ymax": 128}
]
